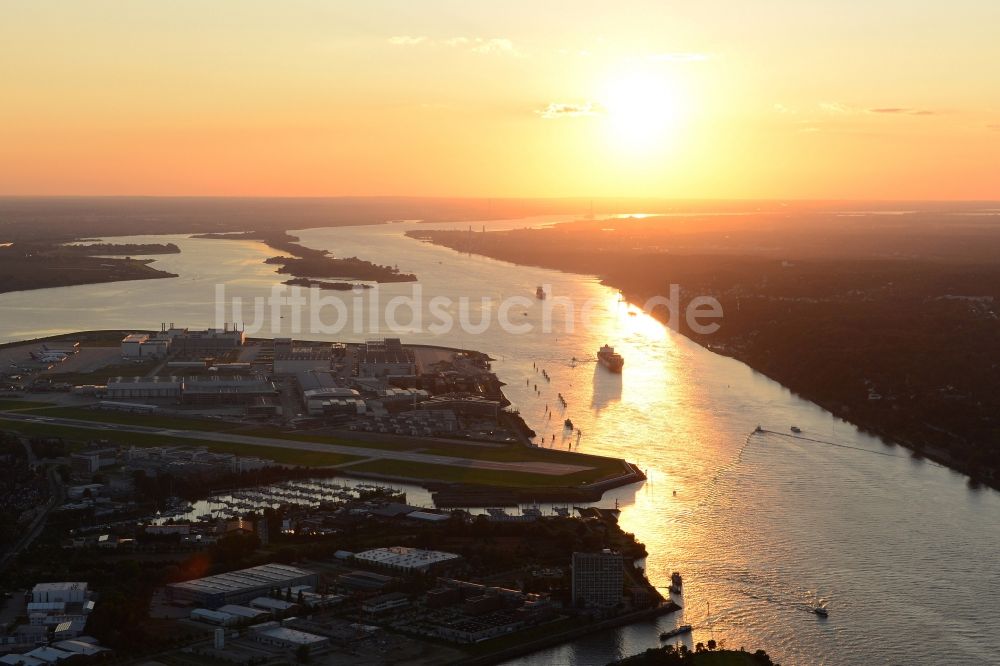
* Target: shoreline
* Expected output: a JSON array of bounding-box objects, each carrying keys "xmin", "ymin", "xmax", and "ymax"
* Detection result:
[
  {"xmin": 455, "ymin": 601, "xmax": 682, "ymax": 666},
  {"xmin": 0, "ymin": 330, "xmax": 645, "ymax": 504}
]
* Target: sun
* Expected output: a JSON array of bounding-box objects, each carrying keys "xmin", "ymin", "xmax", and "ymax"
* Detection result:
[{"xmin": 600, "ymin": 68, "xmax": 683, "ymax": 154}]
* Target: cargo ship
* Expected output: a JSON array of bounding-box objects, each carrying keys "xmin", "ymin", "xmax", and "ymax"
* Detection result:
[{"xmin": 597, "ymin": 344, "xmax": 624, "ymax": 373}]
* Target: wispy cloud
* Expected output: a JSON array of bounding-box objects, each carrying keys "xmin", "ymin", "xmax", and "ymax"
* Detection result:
[
  {"xmin": 387, "ymin": 35, "xmax": 523, "ymax": 57},
  {"xmin": 869, "ymin": 107, "xmax": 938, "ymax": 116},
  {"xmin": 537, "ymin": 102, "xmax": 600, "ymax": 119},
  {"xmin": 988, "ymin": 124, "xmax": 1000, "ymax": 131}
]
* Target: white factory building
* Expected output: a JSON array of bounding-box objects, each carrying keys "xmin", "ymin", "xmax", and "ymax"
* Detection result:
[
  {"xmin": 353, "ymin": 546, "xmax": 461, "ymax": 573},
  {"xmin": 31, "ymin": 583, "xmax": 88, "ymax": 605}
]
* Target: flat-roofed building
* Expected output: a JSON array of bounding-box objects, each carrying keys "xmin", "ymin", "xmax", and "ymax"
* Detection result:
[
  {"xmin": 354, "ymin": 546, "xmax": 461, "ymax": 573},
  {"xmin": 166, "ymin": 564, "xmax": 318, "ymax": 608},
  {"xmin": 335, "ymin": 570, "xmax": 395, "ymax": 592},
  {"xmin": 164, "ymin": 326, "xmax": 245, "ymax": 355},
  {"xmin": 249, "ymin": 597, "xmax": 299, "ymax": 614},
  {"xmin": 274, "ymin": 348, "xmax": 333, "ymax": 375},
  {"xmin": 181, "ymin": 375, "xmax": 277, "ymax": 405},
  {"xmin": 31, "ymin": 583, "xmax": 88, "ymax": 605},
  {"xmin": 106, "ymin": 376, "xmax": 182, "ymax": 400},
  {"xmin": 0, "ymin": 655, "xmax": 45, "ymax": 666},
  {"xmin": 361, "ymin": 592, "xmax": 409, "ymax": 615},
  {"xmin": 23, "ymin": 647, "xmax": 75, "ymax": 664},
  {"xmin": 358, "ymin": 338, "xmax": 415, "ymax": 378},
  {"xmin": 248, "ymin": 622, "xmax": 330, "ymax": 651},
  {"xmin": 216, "ymin": 605, "xmax": 270, "ymax": 622},
  {"xmin": 190, "ymin": 608, "xmax": 238, "ymax": 626}
]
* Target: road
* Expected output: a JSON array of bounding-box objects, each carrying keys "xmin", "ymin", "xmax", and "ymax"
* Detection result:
[
  {"xmin": 0, "ymin": 439, "xmax": 65, "ymax": 571},
  {"xmin": 0, "ymin": 412, "xmax": 593, "ymax": 475}
]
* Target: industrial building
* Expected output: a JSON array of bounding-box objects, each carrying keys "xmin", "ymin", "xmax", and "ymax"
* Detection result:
[
  {"xmin": 354, "ymin": 547, "xmax": 461, "ymax": 574},
  {"xmin": 181, "ymin": 374, "xmax": 277, "ymax": 405},
  {"xmin": 165, "ymin": 563, "xmax": 318, "ymax": 608},
  {"xmin": 120, "ymin": 333, "xmax": 170, "ymax": 359},
  {"xmin": 361, "ymin": 592, "xmax": 410, "ymax": 616},
  {"xmin": 358, "ymin": 338, "xmax": 416, "ymax": 378},
  {"xmin": 215, "ymin": 605, "xmax": 270, "ymax": 622},
  {"xmin": 104, "ymin": 374, "xmax": 276, "ymax": 405},
  {"xmin": 190, "ymin": 608, "xmax": 238, "ymax": 626},
  {"xmin": 248, "ymin": 622, "xmax": 331, "ymax": 652},
  {"xmin": 105, "ymin": 376, "xmax": 182, "ymax": 400},
  {"xmin": 273, "ymin": 347, "xmax": 334, "ymax": 375},
  {"xmin": 335, "ymin": 570, "xmax": 396, "ymax": 592},
  {"xmin": 162, "ymin": 325, "xmax": 245, "ymax": 355},
  {"xmin": 69, "ymin": 448, "xmax": 118, "ymax": 475},
  {"xmin": 571, "ymin": 550, "xmax": 624, "ymax": 608},
  {"xmin": 31, "ymin": 583, "xmax": 88, "ymax": 605}
]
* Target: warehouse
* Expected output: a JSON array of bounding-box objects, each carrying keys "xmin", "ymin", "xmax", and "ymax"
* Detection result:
[
  {"xmin": 248, "ymin": 622, "xmax": 330, "ymax": 652},
  {"xmin": 181, "ymin": 375, "xmax": 277, "ymax": 405},
  {"xmin": 106, "ymin": 376, "xmax": 182, "ymax": 400},
  {"xmin": 354, "ymin": 546, "xmax": 461, "ymax": 573},
  {"xmin": 190, "ymin": 608, "xmax": 238, "ymax": 626},
  {"xmin": 165, "ymin": 564, "xmax": 318, "ymax": 608},
  {"xmin": 31, "ymin": 583, "xmax": 88, "ymax": 605}
]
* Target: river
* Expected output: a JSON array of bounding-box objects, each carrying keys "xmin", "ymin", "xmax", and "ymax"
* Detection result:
[{"xmin": 0, "ymin": 218, "xmax": 997, "ymax": 665}]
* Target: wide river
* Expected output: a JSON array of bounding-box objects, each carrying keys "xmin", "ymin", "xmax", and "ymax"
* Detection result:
[{"xmin": 1, "ymin": 219, "xmax": 997, "ymax": 665}]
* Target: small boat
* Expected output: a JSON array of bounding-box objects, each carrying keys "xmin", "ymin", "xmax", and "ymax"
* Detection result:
[
  {"xmin": 660, "ymin": 624, "xmax": 693, "ymax": 640},
  {"xmin": 564, "ymin": 418, "xmax": 574, "ymax": 429},
  {"xmin": 813, "ymin": 606, "xmax": 828, "ymax": 617},
  {"xmin": 790, "ymin": 426, "xmax": 802, "ymax": 434},
  {"xmin": 536, "ymin": 286, "xmax": 546, "ymax": 300}
]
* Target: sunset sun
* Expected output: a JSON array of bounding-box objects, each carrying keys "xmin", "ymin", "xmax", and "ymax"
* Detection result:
[{"xmin": 601, "ymin": 69, "xmax": 683, "ymax": 153}]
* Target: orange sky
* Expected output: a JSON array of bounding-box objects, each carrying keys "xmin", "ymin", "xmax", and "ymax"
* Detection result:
[{"xmin": 1, "ymin": 1, "xmax": 998, "ymax": 199}]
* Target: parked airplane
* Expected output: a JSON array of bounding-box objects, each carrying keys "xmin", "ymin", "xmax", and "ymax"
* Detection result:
[{"xmin": 30, "ymin": 351, "xmax": 69, "ymax": 362}]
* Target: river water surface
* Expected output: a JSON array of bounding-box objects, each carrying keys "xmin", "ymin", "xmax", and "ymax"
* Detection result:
[{"xmin": 0, "ymin": 218, "xmax": 997, "ymax": 665}]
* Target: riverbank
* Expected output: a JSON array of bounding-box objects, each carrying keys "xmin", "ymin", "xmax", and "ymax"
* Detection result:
[
  {"xmin": 407, "ymin": 219, "xmax": 1000, "ymax": 491},
  {"xmin": 456, "ymin": 601, "xmax": 681, "ymax": 666}
]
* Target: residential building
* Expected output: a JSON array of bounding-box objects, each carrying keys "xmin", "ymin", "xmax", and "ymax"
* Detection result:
[{"xmin": 571, "ymin": 550, "xmax": 624, "ymax": 608}]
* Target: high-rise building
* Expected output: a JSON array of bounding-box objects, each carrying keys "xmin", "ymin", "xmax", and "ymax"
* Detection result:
[{"xmin": 571, "ymin": 550, "xmax": 624, "ymax": 608}]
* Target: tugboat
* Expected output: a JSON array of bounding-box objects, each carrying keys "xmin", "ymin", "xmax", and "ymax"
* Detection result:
[
  {"xmin": 669, "ymin": 571, "xmax": 683, "ymax": 594},
  {"xmin": 564, "ymin": 418, "xmax": 574, "ymax": 429},
  {"xmin": 791, "ymin": 425, "xmax": 802, "ymax": 434},
  {"xmin": 660, "ymin": 624, "xmax": 693, "ymax": 641},
  {"xmin": 813, "ymin": 606, "xmax": 829, "ymax": 617},
  {"xmin": 597, "ymin": 344, "xmax": 624, "ymax": 373},
  {"xmin": 536, "ymin": 286, "xmax": 546, "ymax": 300}
]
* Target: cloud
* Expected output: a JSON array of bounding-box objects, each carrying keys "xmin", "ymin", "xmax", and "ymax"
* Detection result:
[
  {"xmin": 988, "ymin": 124, "xmax": 1000, "ymax": 131},
  {"xmin": 537, "ymin": 102, "xmax": 600, "ymax": 119},
  {"xmin": 869, "ymin": 107, "xmax": 937, "ymax": 116},
  {"xmin": 387, "ymin": 35, "xmax": 522, "ymax": 57},
  {"xmin": 647, "ymin": 52, "xmax": 711, "ymax": 63},
  {"xmin": 388, "ymin": 35, "xmax": 426, "ymax": 46}
]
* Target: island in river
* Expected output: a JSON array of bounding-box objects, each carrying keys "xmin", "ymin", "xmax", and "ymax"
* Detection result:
[
  {"xmin": 194, "ymin": 229, "xmax": 417, "ymax": 283},
  {"xmin": 408, "ymin": 208, "xmax": 1000, "ymax": 490}
]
